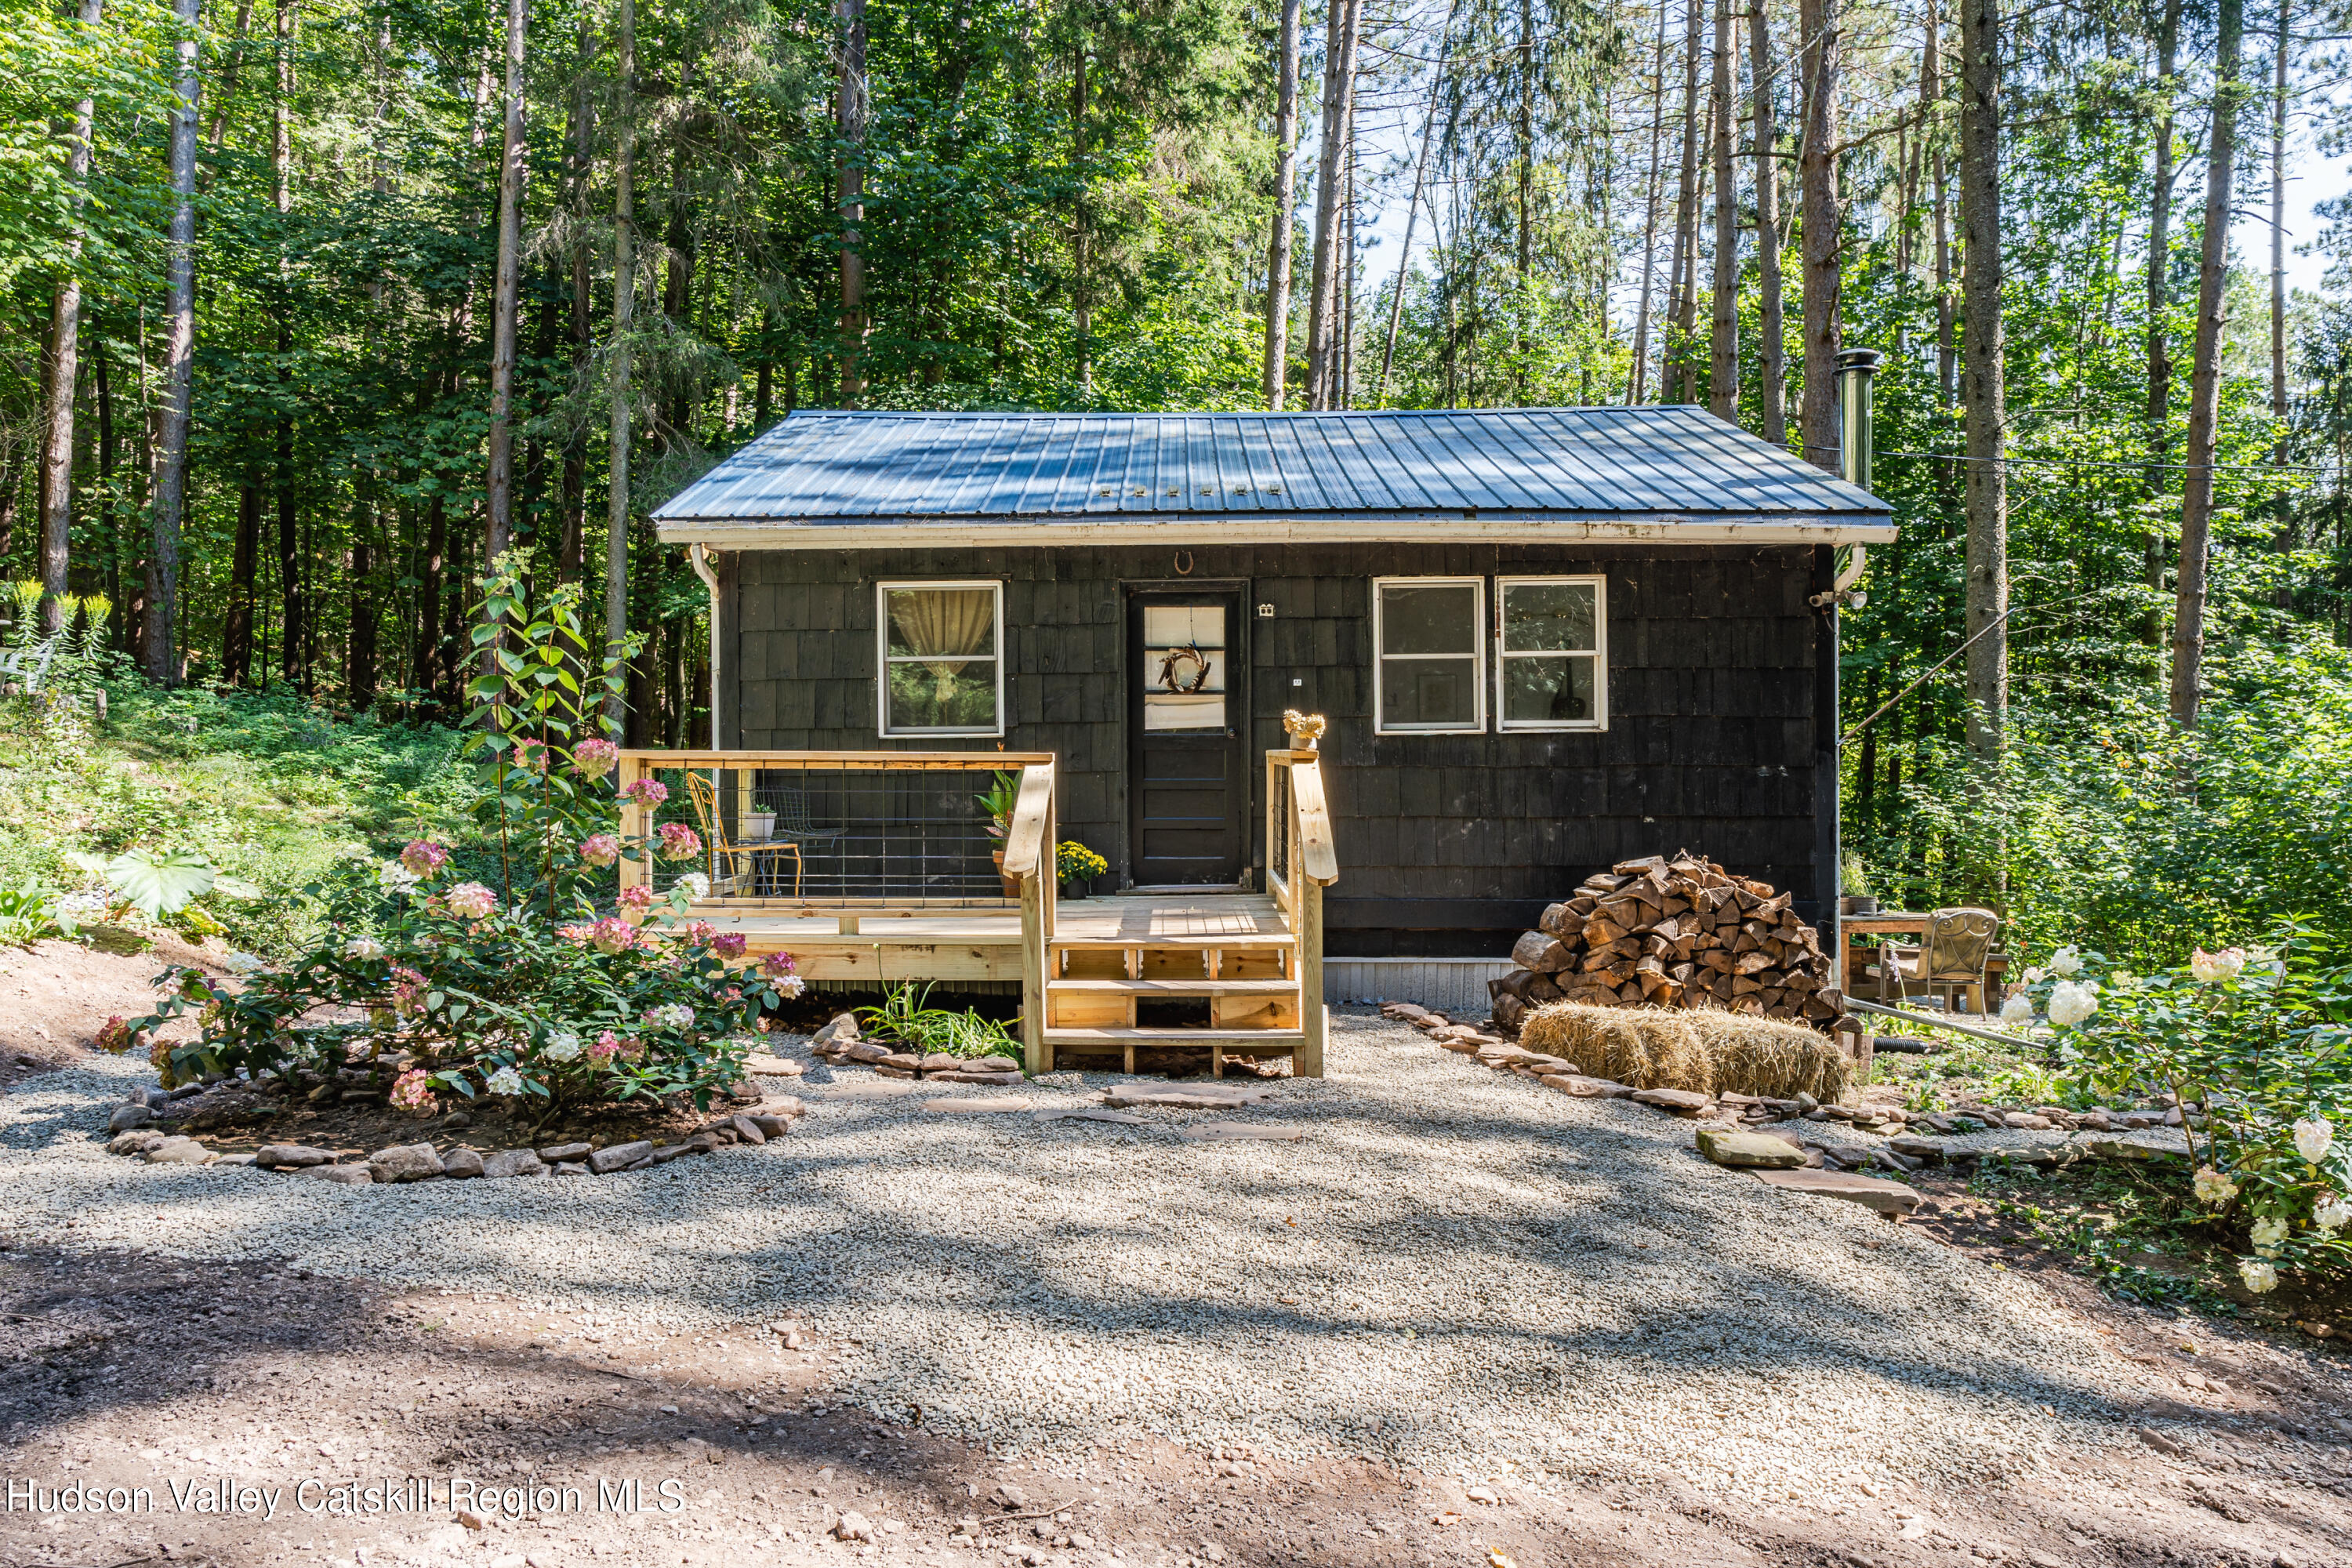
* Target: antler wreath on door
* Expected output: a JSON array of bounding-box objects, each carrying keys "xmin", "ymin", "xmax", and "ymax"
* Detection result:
[{"xmin": 1156, "ymin": 643, "xmax": 1212, "ymax": 693}]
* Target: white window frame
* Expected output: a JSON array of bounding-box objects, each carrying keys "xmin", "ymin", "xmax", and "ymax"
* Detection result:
[
  {"xmin": 1371, "ymin": 575, "xmax": 1487, "ymax": 736},
  {"xmin": 877, "ymin": 579, "xmax": 1006, "ymax": 739},
  {"xmin": 1494, "ymin": 574, "xmax": 1608, "ymax": 732}
]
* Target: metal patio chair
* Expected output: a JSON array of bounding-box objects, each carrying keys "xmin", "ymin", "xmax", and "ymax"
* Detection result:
[
  {"xmin": 1871, "ymin": 906, "xmax": 2001, "ymax": 1015},
  {"xmin": 684, "ymin": 771, "xmax": 806, "ymax": 900}
]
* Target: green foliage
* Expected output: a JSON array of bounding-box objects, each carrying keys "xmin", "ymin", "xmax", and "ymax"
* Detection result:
[
  {"xmin": 856, "ymin": 982, "xmax": 1022, "ymax": 1060},
  {"xmin": 0, "ymin": 879, "xmax": 73, "ymax": 947},
  {"xmin": 65, "ymin": 846, "xmax": 260, "ymax": 920},
  {"xmin": 975, "ymin": 771, "xmax": 1022, "ymax": 840}
]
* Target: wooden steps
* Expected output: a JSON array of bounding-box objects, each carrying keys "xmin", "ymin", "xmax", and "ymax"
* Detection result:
[{"xmin": 1043, "ymin": 930, "xmax": 1303, "ymax": 1075}]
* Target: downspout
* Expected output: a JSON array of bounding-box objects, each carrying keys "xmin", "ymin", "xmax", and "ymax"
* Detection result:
[
  {"xmin": 1820, "ymin": 347, "xmax": 1881, "ymax": 1011},
  {"xmin": 688, "ymin": 542, "xmax": 721, "ymax": 747}
]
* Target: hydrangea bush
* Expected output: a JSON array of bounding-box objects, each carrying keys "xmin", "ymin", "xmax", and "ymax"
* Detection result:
[
  {"xmin": 110, "ymin": 554, "xmax": 806, "ymax": 1120},
  {"xmin": 2018, "ymin": 932, "xmax": 2352, "ymax": 1292}
]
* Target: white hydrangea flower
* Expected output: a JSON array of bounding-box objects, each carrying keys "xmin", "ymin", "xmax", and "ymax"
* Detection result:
[
  {"xmin": 2293, "ymin": 1116, "xmax": 2334, "ymax": 1166},
  {"xmin": 652, "ymin": 1003, "xmax": 696, "ymax": 1031},
  {"xmin": 2249, "ymin": 1215, "xmax": 2288, "ymax": 1257},
  {"xmin": 2239, "ymin": 1258, "xmax": 2278, "ymax": 1294},
  {"xmin": 679, "ymin": 872, "xmax": 712, "ymax": 902},
  {"xmin": 1999, "ymin": 993, "xmax": 2033, "ymax": 1025},
  {"xmin": 775, "ymin": 974, "xmax": 807, "ymax": 1000},
  {"xmin": 2193, "ymin": 1167, "xmax": 2239, "ymax": 1207},
  {"xmin": 343, "ymin": 936, "xmax": 385, "ymax": 961},
  {"xmin": 223, "ymin": 950, "xmax": 264, "ymax": 975},
  {"xmin": 378, "ymin": 858, "xmax": 421, "ymax": 893},
  {"xmin": 485, "ymin": 1065, "xmax": 525, "ymax": 1097},
  {"xmin": 543, "ymin": 1030, "xmax": 583, "ymax": 1063},
  {"xmin": 2315, "ymin": 1195, "xmax": 2350, "ymax": 1232},
  {"xmin": 2046, "ymin": 978, "xmax": 2099, "ymax": 1027},
  {"xmin": 2047, "ymin": 946, "xmax": 2084, "ymax": 978}
]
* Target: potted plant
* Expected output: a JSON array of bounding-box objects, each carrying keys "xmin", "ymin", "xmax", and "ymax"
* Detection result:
[
  {"xmin": 1056, "ymin": 840, "xmax": 1108, "ymax": 900},
  {"xmin": 976, "ymin": 771, "xmax": 1022, "ymax": 895}
]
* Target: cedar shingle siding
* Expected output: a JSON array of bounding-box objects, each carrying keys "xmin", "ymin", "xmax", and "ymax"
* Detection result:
[{"xmin": 723, "ymin": 541, "xmax": 1831, "ymax": 960}]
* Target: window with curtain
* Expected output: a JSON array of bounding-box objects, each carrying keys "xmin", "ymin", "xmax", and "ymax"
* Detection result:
[
  {"xmin": 1497, "ymin": 576, "xmax": 1606, "ymax": 730},
  {"xmin": 879, "ymin": 582, "xmax": 1002, "ymax": 736},
  {"xmin": 1373, "ymin": 578, "xmax": 1484, "ymax": 734}
]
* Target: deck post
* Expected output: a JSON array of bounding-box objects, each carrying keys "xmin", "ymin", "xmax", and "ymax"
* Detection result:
[
  {"xmin": 1019, "ymin": 872, "xmax": 1046, "ymax": 1074},
  {"xmin": 618, "ymin": 753, "xmax": 650, "ymax": 900},
  {"xmin": 1297, "ymin": 873, "xmax": 1326, "ymax": 1077}
]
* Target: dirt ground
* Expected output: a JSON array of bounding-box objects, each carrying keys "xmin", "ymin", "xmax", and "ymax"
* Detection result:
[
  {"xmin": 5, "ymin": 944, "xmax": 2352, "ymax": 1568},
  {"xmin": 0, "ymin": 1240, "xmax": 2347, "ymax": 1568},
  {"xmin": 0, "ymin": 932, "xmax": 223, "ymax": 1083}
]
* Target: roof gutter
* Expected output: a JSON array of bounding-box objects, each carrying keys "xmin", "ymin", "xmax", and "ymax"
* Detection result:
[{"xmin": 652, "ymin": 512, "xmax": 1898, "ymax": 550}]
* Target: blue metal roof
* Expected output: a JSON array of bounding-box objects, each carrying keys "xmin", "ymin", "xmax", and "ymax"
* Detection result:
[{"xmin": 652, "ymin": 406, "xmax": 1889, "ymax": 530}]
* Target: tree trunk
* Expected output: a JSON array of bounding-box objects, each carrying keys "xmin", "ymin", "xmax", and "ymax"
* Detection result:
[
  {"xmin": 1070, "ymin": 32, "xmax": 1091, "ymax": 401},
  {"xmin": 203, "ymin": 0, "xmax": 254, "ymax": 147},
  {"xmin": 1513, "ymin": 0, "xmax": 1534, "ymax": 401},
  {"xmin": 2269, "ymin": 0, "xmax": 2290, "ymax": 465},
  {"xmin": 1629, "ymin": 0, "xmax": 1671, "ymax": 402},
  {"xmin": 1796, "ymin": 0, "xmax": 1839, "ymax": 469},
  {"xmin": 348, "ymin": 512, "xmax": 376, "ymax": 705},
  {"xmin": 37, "ymin": 0, "xmax": 104, "ymax": 637},
  {"xmin": 422, "ymin": 494, "xmax": 446, "ymax": 699},
  {"xmin": 604, "ymin": 0, "xmax": 636, "ymax": 732},
  {"xmin": 273, "ymin": 0, "xmax": 300, "ymax": 684},
  {"xmin": 1263, "ymin": 0, "xmax": 1301, "ymax": 409},
  {"xmin": 1708, "ymin": 0, "xmax": 1738, "ymax": 420},
  {"xmin": 1749, "ymin": 0, "xmax": 1785, "ymax": 442},
  {"xmin": 2171, "ymin": 0, "xmax": 2241, "ymax": 730},
  {"xmin": 2143, "ymin": 0, "xmax": 2179, "ymax": 590},
  {"xmin": 485, "ymin": 0, "xmax": 528, "ymax": 568},
  {"xmin": 1379, "ymin": 7, "xmax": 1454, "ymax": 405},
  {"xmin": 1667, "ymin": 0, "xmax": 1703, "ymax": 403},
  {"xmin": 1305, "ymin": 0, "xmax": 1363, "ymax": 408},
  {"xmin": 836, "ymin": 0, "xmax": 868, "ymax": 405},
  {"xmin": 1958, "ymin": 0, "xmax": 2005, "ymax": 759}
]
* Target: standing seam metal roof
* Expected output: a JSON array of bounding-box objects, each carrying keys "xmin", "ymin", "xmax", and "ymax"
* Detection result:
[{"xmin": 649, "ymin": 406, "xmax": 1888, "ymax": 523}]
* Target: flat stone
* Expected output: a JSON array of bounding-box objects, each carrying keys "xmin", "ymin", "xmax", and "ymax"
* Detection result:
[
  {"xmin": 552, "ymin": 1160, "xmax": 589, "ymax": 1176},
  {"xmin": 368, "ymin": 1143, "xmax": 445, "ymax": 1183},
  {"xmin": 840, "ymin": 1041, "xmax": 895, "ymax": 1065},
  {"xmin": 589, "ymin": 1140, "xmax": 655, "ymax": 1174},
  {"xmin": 726, "ymin": 1115, "xmax": 768, "ymax": 1145},
  {"xmin": 968, "ymin": 1055, "xmax": 1021, "ymax": 1073},
  {"xmin": 107, "ymin": 1130, "xmax": 166, "ymax": 1156},
  {"xmin": 255, "ymin": 1143, "xmax": 337, "ymax": 1169},
  {"xmin": 928, "ymin": 1069, "xmax": 1024, "ymax": 1084},
  {"xmin": 1888, "ymin": 1136, "xmax": 1951, "ymax": 1162},
  {"xmin": 481, "ymin": 1149, "xmax": 546, "ymax": 1179},
  {"xmin": 1033, "ymin": 1109, "xmax": 1152, "ymax": 1126},
  {"xmin": 293, "ymin": 1163, "xmax": 373, "ymax": 1185},
  {"xmin": 1381, "ymin": 1002, "xmax": 1432, "ymax": 1022},
  {"xmin": 1751, "ymin": 1167, "xmax": 1922, "ymax": 1215},
  {"xmin": 833, "ymin": 1511, "xmax": 873, "ymax": 1542},
  {"xmin": 919, "ymin": 1053, "xmax": 964, "ymax": 1075},
  {"xmin": 437, "ymin": 1146, "xmax": 485, "ymax": 1178},
  {"xmin": 1696, "ymin": 1129, "xmax": 1807, "ymax": 1168},
  {"xmin": 1541, "ymin": 1073, "xmax": 1634, "ymax": 1098},
  {"xmin": 216, "ymin": 1152, "xmax": 256, "ymax": 1167},
  {"xmin": 1181, "ymin": 1122, "xmax": 1304, "ymax": 1142},
  {"xmin": 873, "ymin": 1065, "xmax": 917, "ymax": 1078},
  {"xmin": 1631, "ymin": 1088, "xmax": 1715, "ymax": 1115},
  {"xmin": 648, "ymin": 1144, "xmax": 692, "ymax": 1165},
  {"xmin": 746, "ymin": 1113, "xmax": 795, "ymax": 1138},
  {"xmin": 144, "ymin": 1136, "xmax": 215, "ymax": 1166},
  {"xmin": 880, "ymin": 1051, "xmax": 922, "ymax": 1071},
  {"xmin": 759, "ymin": 1094, "xmax": 804, "ymax": 1118},
  {"xmin": 923, "ymin": 1098, "xmax": 1036, "ymax": 1114},
  {"xmin": 108, "ymin": 1103, "xmax": 154, "ymax": 1132},
  {"xmin": 1098, "ymin": 1086, "xmax": 1274, "ymax": 1110},
  {"xmin": 538, "ymin": 1142, "xmax": 592, "ymax": 1164},
  {"xmin": 742, "ymin": 1053, "xmax": 804, "ymax": 1077},
  {"xmin": 2003, "ymin": 1111, "xmax": 2055, "ymax": 1131},
  {"xmin": 812, "ymin": 1080, "xmax": 922, "ymax": 1097}
]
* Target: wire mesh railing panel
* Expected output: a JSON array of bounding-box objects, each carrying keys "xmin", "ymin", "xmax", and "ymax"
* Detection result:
[
  {"xmin": 633, "ymin": 759, "xmax": 1019, "ymax": 906},
  {"xmin": 1268, "ymin": 762, "xmax": 1295, "ymax": 889}
]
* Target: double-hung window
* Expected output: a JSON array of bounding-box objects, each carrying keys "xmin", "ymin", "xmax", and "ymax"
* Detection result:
[
  {"xmin": 1495, "ymin": 575, "xmax": 1606, "ymax": 730},
  {"xmin": 878, "ymin": 581, "xmax": 1003, "ymax": 737},
  {"xmin": 1372, "ymin": 578, "xmax": 1485, "ymax": 734}
]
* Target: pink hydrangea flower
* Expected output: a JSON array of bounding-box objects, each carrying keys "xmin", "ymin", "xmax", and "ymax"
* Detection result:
[
  {"xmin": 442, "ymin": 881, "xmax": 497, "ymax": 920},
  {"xmin": 557, "ymin": 923, "xmax": 595, "ymax": 946},
  {"xmin": 400, "ymin": 840, "xmax": 450, "ymax": 877},
  {"xmin": 589, "ymin": 1031, "xmax": 622, "ymax": 1061},
  {"xmin": 618, "ymin": 884, "xmax": 655, "ymax": 912},
  {"xmin": 590, "ymin": 916, "xmax": 636, "ymax": 955},
  {"xmin": 685, "ymin": 920, "xmax": 717, "ymax": 944},
  {"xmin": 389, "ymin": 1068, "xmax": 435, "ymax": 1114},
  {"xmin": 95, "ymin": 1016, "xmax": 132, "ymax": 1054},
  {"xmin": 655, "ymin": 822, "xmax": 702, "ymax": 861},
  {"xmin": 579, "ymin": 833, "xmax": 622, "ymax": 868},
  {"xmin": 760, "ymin": 951, "xmax": 798, "ymax": 979},
  {"xmin": 712, "ymin": 932, "xmax": 748, "ymax": 960},
  {"xmin": 572, "ymin": 738, "xmax": 620, "ymax": 779},
  {"xmin": 389, "ymin": 966, "xmax": 429, "ymax": 1015},
  {"xmin": 622, "ymin": 778, "xmax": 669, "ymax": 808},
  {"xmin": 511, "ymin": 738, "xmax": 550, "ymax": 773}
]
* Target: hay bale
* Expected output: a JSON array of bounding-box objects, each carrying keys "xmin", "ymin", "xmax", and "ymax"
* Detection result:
[
  {"xmin": 1682, "ymin": 1008, "xmax": 1852, "ymax": 1101},
  {"xmin": 1519, "ymin": 1000, "xmax": 1850, "ymax": 1100},
  {"xmin": 1520, "ymin": 1003, "xmax": 1713, "ymax": 1094}
]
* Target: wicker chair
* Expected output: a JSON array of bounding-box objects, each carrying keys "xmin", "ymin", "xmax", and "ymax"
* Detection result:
[
  {"xmin": 683, "ymin": 771, "xmax": 804, "ymax": 899},
  {"xmin": 1871, "ymin": 906, "xmax": 2001, "ymax": 1015}
]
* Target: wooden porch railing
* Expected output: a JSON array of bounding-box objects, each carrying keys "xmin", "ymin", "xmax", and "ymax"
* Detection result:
[
  {"xmin": 999, "ymin": 758, "xmax": 1057, "ymax": 1069},
  {"xmin": 1265, "ymin": 746, "xmax": 1339, "ymax": 1076}
]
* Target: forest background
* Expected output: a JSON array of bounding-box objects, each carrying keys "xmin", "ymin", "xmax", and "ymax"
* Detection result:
[{"xmin": 3, "ymin": 0, "xmax": 2351, "ymax": 970}]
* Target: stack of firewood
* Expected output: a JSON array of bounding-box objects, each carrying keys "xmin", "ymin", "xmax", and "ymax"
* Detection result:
[{"xmin": 1489, "ymin": 852, "xmax": 1856, "ymax": 1036}]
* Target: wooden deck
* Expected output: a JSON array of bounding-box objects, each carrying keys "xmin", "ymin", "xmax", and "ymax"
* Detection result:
[{"xmin": 688, "ymin": 892, "xmax": 1284, "ymax": 982}]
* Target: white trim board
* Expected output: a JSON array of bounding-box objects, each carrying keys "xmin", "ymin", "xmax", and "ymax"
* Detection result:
[{"xmin": 660, "ymin": 514, "xmax": 1896, "ymax": 549}]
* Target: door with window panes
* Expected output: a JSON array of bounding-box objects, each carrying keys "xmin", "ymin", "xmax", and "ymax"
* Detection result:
[{"xmin": 1127, "ymin": 590, "xmax": 1245, "ymax": 886}]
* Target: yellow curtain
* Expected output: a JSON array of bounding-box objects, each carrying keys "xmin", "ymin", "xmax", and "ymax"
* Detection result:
[{"xmin": 891, "ymin": 589, "xmax": 994, "ymax": 706}]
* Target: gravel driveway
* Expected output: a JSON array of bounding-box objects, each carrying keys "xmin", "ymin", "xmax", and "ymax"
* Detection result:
[{"xmin": 1, "ymin": 1009, "xmax": 2143, "ymax": 1507}]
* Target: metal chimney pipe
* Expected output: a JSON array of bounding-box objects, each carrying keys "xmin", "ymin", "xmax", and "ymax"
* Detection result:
[{"xmin": 1836, "ymin": 347, "xmax": 1883, "ymax": 492}]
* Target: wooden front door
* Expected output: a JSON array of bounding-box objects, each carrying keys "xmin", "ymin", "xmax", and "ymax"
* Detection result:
[{"xmin": 1127, "ymin": 590, "xmax": 1246, "ymax": 887}]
